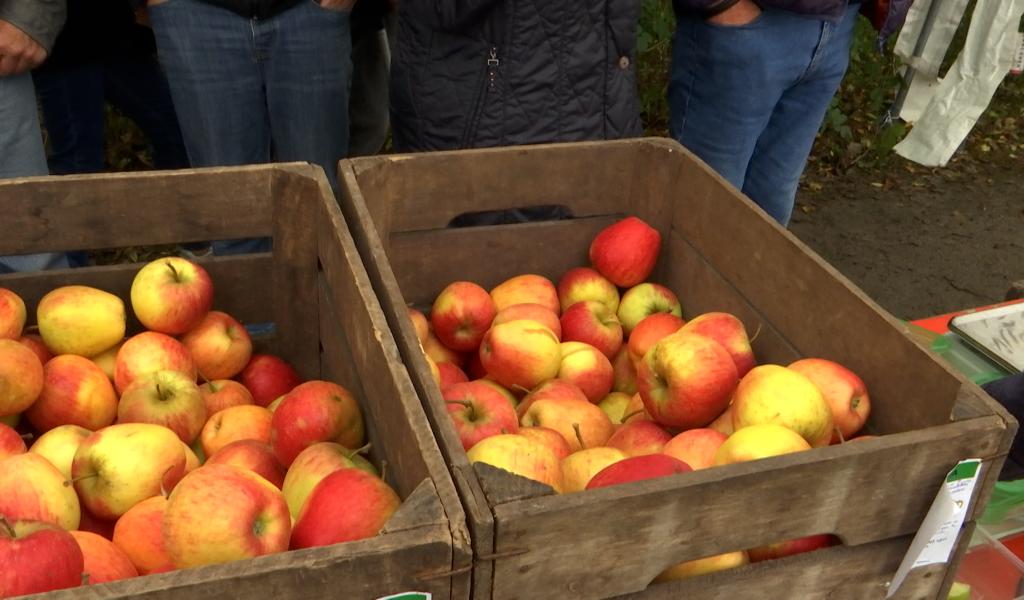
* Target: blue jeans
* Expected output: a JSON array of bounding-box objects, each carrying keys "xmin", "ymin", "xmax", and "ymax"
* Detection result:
[
  {"xmin": 669, "ymin": 5, "xmax": 858, "ymax": 225},
  {"xmin": 150, "ymin": 0, "xmax": 353, "ymax": 254},
  {"xmin": 0, "ymin": 73, "xmax": 70, "ymax": 273},
  {"xmin": 33, "ymin": 56, "xmax": 189, "ymax": 174}
]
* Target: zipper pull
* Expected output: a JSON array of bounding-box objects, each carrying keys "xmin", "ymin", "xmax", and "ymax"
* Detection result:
[{"xmin": 487, "ymin": 46, "xmax": 499, "ymax": 91}]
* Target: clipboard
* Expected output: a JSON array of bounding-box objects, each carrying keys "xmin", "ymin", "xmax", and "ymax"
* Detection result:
[{"xmin": 948, "ymin": 302, "xmax": 1024, "ymax": 373}]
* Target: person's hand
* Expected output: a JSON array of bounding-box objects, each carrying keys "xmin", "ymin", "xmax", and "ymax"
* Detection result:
[
  {"xmin": 0, "ymin": 20, "xmax": 47, "ymax": 76},
  {"xmin": 707, "ymin": 0, "xmax": 761, "ymax": 26},
  {"xmin": 319, "ymin": 0, "xmax": 358, "ymax": 11}
]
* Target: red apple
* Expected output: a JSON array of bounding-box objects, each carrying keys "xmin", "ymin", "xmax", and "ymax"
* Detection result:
[
  {"xmin": 200, "ymin": 379, "xmax": 255, "ymax": 416},
  {"xmin": 606, "ymin": 420, "xmax": 672, "ymax": 457},
  {"xmin": 0, "ymin": 339, "xmax": 44, "ymax": 417},
  {"xmin": 557, "ymin": 267, "xmax": 620, "ymax": 313},
  {"xmin": 637, "ymin": 331, "xmax": 739, "ymax": 429},
  {"xmin": 181, "ymin": 310, "xmax": 253, "ymax": 380},
  {"xmin": 238, "ymin": 354, "xmax": 303, "ymax": 407},
  {"xmin": 588, "ymin": 216, "xmax": 661, "ymax": 288},
  {"xmin": 0, "ymin": 518, "xmax": 84, "ymax": 595},
  {"xmin": 490, "ymin": 274, "xmax": 560, "ymax": 315},
  {"xmin": 557, "ymin": 341, "xmax": 614, "ymax": 403},
  {"xmin": 431, "ymin": 281, "xmax": 497, "ymax": 352},
  {"xmin": 200, "ymin": 404, "xmax": 273, "ymax": 457},
  {"xmin": 0, "ymin": 422, "xmax": 26, "ymax": 460},
  {"xmin": 0, "ymin": 452, "xmax": 81, "ymax": 530},
  {"xmin": 662, "ymin": 428, "xmax": 728, "ymax": 470},
  {"xmin": 111, "ymin": 495, "xmax": 174, "ymax": 575},
  {"xmin": 611, "ymin": 346, "xmax": 638, "ymax": 395},
  {"xmin": 290, "ymin": 468, "xmax": 400, "ymax": 549},
  {"xmin": 479, "ymin": 320, "xmax": 562, "ymax": 391},
  {"xmin": 0, "ymin": 287, "xmax": 26, "ymax": 339},
  {"xmin": 585, "ymin": 454, "xmax": 691, "ymax": 490},
  {"xmin": 616, "ymin": 283, "xmax": 682, "ymax": 335},
  {"xmin": 492, "ymin": 303, "xmax": 562, "ymax": 340},
  {"xmin": 70, "ymin": 530, "xmax": 138, "ymax": 584},
  {"xmin": 444, "ymin": 381, "xmax": 520, "ymax": 451},
  {"xmin": 17, "ymin": 334, "xmax": 53, "ymax": 366},
  {"xmin": 117, "ymin": 370, "xmax": 207, "ymax": 444},
  {"xmin": 560, "ymin": 300, "xmax": 623, "ymax": 358},
  {"xmin": 130, "ymin": 256, "xmax": 213, "ymax": 335},
  {"xmin": 163, "ymin": 464, "xmax": 290, "ymax": 568},
  {"xmin": 271, "ymin": 380, "xmax": 365, "ymax": 467},
  {"xmin": 788, "ymin": 358, "xmax": 871, "ymax": 444},
  {"xmin": 114, "ymin": 331, "xmax": 196, "ymax": 395},
  {"xmin": 681, "ymin": 312, "xmax": 756, "ymax": 378},
  {"xmin": 281, "ymin": 442, "xmax": 375, "ymax": 518},
  {"xmin": 628, "ymin": 313, "xmax": 686, "ymax": 366},
  {"xmin": 26, "ymin": 354, "xmax": 118, "ymax": 433},
  {"xmin": 206, "ymin": 440, "xmax": 287, "ymax": 489},
  {"xmin": 748, "ymin": 534, "xmax": 837, "ymax": 562},
  {"xmin": 437, "ymin": 362, "xmax": 469, "ymax": 389},
  {"xmin": 423, "ymin": 331, "xmax": 466, "ymax": 367}
]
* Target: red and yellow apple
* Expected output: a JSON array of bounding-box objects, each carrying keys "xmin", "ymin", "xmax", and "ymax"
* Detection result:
[
  {"xmin": 163, "ymin": 464, "xmax": 290, "ymax": 568},
  {"xmin": 557, "ymin": 341, "xmax": 614, "ymax": 403},
  {"xmin": 0, "ymin": 422, "xmax": 25, "ymax": 460},
  {"xmin": 518, "ymin": 426, "xmax": 573, "ymax": 462},
  {"xmin": 731, "ymin": 365, "xmax": 834, "ymax": 447},
  {"xmin": 271, "ymin": 380, "xmax": 364, "ymax": 467},
  {"xmin": 407, "ymin": 307, "xmax": 430, "ymax": 345},
  {"xmin": 560, "ymin": 300, "xmax": 623, "ymax": 359},
  {"xmin": 180, "ymin": 310, "xmax": 253, "ymax": 380},
  {"xmin": 654, "ymin": 551, "xmax": 748, "ymax": 583},
  {"xmin": 616, "ymin": 283, "xmax": 681, "ymax": 335},
  {"xmin": 714, "ymin": 424, "xmax": 812, "ymax": 466},
  {"xmin": 598, "ymin": 391, "xmax": 633, "ymax": 424},
  {"xmin": 111, "ymin": 495, "xmax": 174, "ymax": 575},
  {"xmin": 444, "ymin": 380, "xmax": 520, "ymax": 451},
  {"xmin": 290, "ymin": 468, "xmax": 400, "ymax": 549},
  {"xmin": 0, "ymin": 452, "xmax": 81, "ymax": 530},
  {"xmin": 662, "ymin": 428, "xmax": 728, "ymax": 471},
  {"xmin": 492, "ymin": 303, "xmax": 562, "ymax": 340},
  {"xmin": 206, "ymin": 440, "xmax": 287, "ymax": 489},
  {"xmin": 281, "ymin": 441, "xmax": 372, "ymax": 518},
  {"xmin": 0, "ymin": 339, "xmax": 44, "ymax": 417},
  {"xmin": 37, "ymin": 285, "xmax": 125, "ymax": 357},
  {"xmin": 490, "ymin": 274, "xmax": 560, "ymax": 315},
  {"xmin": 748, "ymin": 534, "xmax": 837, "ymax": 562},
  {"xmin": 467, "ymin": 434, "xmax": 563, "ymax": 492},
  {"xmin": 637, "ymin": 331, "xmax": 738, "ymax": 429},
  {"xmin": 437, "ymin": 362, "xmax": 469, "ymax": 389},
  {"xmin": 114, "ymin": 331, "xmax": 196, "ymax": 395},
  {"xmin": 238, "ymin": 353, "xmax": 303, "ymax": 407},
  {"xmin": 200, "ymin": 404, "xmax": 274, "ymax": 457},
  {"xmin": 26, "ymin": 354, "xmax": 117, "ymax": 433},
  {"xmin": 561, "ymin": 447, "xmax": 627, "ymax": 493},
  {"xmin": 611, "ymin": 346, "xmax": 638, "ymax": 395},
  {"xmin": 628, "ymin": 313, "xmax": 685, "ymax": 366},
  {"xmin": 431, "ymin": 281, "xmax": 497, "ymax": 352},
  {"xmin": 681, "ymin": 312, "xmax": 756, "ymax": 378},
  {"xmin": 17, "ymin": 334, "xmax": 53, "ymax": 366},
  {"xmin": 117, "ymin": 370, "xmax": 207, "ymax": 444},
  {"xmin": 0, "ymin": 518, "xmax": 84, "ymax": 595},
  {"xmin": 0, "ymin": 287, "xmax": 26, "ymax": 340},
  {"xmin": 70, "ymin": 529, "xmax": 138, "ymax": 584},
  {"xmin": 479, "ymin": 320, "xmax": 562, "ymax": 391},
  {"xmin": 557, "ymin": 267, "xmax": 620, "ymax": 313},
  {"xmin": 200, "ymin": 379, "xmax": 254, "ymax": 416},
  {"xmin": 788, "ymin": 358, "xmax": 871, "ymax": 443},
  {"xmin": 130, "ymin": 257, "xmax": 213, "ymax": 335},
  {"xmin": 585, "ymin": 454, "xmax": 691, "ymax": 490},
  {"xmin": 606, "ymin": 419, "xmax": 672, "ymax": 457},
  {"xmin": 28, "ymin": 424, "xmax": 92, "ymax": 480},
  {"xmin": 520, "ymin": 396, "xmax": 615, "ymax": 452}
]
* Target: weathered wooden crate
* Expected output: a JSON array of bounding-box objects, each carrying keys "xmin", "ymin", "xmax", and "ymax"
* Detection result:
[
  {"xmin": 0, "ymin": 165, "xmax": 471, "ymax": 600},
  {"xmin": 336, "ymin": 138, "xmax": 1017, "ymax": 599}
]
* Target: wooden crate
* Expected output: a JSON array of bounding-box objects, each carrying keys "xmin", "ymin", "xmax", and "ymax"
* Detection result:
[
  {"xmin": 336, "ymin": 138, "xmax": 1018, "ymax": 600},
  {"xmin": 0, "ymin": 165, "xmax": 472, "ymax": 600}
]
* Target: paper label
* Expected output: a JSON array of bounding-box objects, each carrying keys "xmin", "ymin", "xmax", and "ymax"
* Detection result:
[
  {"xmin": 887, "ymin": 459, "xmax": 983, "ymax": 597},
  {"xmin": 376, "ymin": 594, "xmax": 431, "ymax": 600},
  {"xmin": 1011, "ymin": 32, "xmax": 1024, "ymax": 75}
]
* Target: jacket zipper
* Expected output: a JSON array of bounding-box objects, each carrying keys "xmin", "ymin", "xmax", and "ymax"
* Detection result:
[{"xmin": 462, "ymin": 45, "xmax": 501, "ymax": 146}]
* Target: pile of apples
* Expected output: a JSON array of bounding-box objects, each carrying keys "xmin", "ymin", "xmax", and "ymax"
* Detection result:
[
  {"xmin": 0, "ymin": 257, "xmax": 399, "ymax": 596},
  {"xmin": 410, "ymin": 216, "xmax": 873, "ymax": 583}
]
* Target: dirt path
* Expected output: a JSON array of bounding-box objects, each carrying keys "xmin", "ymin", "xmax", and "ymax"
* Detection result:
[{"xmin": 789, "ymin": 157, "xmax": 1023, "ymax": 321}]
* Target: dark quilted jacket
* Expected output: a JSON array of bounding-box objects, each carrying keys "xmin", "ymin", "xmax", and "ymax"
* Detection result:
[{"xmin": 390, "ymin": 0, "xmax": 644, "ymax": 152}]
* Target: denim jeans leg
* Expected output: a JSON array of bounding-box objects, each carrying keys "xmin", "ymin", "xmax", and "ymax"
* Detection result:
[
  {"xmin": 150, "ymin": 0, "xmax": 272, "ymax": 254},
  {"xmin": 33, "ymin": 64, "xmax": 108, "ymax": 174},
  {"xmin": 263, "ymin": 1, "xmax": 352, "ymax": 190},
  {"xmin": 741, "ymin": 5, "xmax": 858, "ymax": 226},
  {"xmin": 0, "ymin": 73, "xmax": 70, "ymax": 273},
  {"xmin": 349, "ymin": 27, "xmax": 390, "ymax": 157}
]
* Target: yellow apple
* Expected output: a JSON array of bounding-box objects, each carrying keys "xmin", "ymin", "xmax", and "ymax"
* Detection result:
[
  {"xmin": 37, "ymin": 285, "xmax": 125, "ymax": 357},
  {"xmin": 731, "ymin": 365, "xmax": 834, "ymax": 447}
]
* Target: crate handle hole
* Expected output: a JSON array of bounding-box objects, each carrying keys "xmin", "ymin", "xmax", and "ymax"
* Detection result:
[{"xmin": 447, "ymin": 205, "xmax": 574, "ymax": 228}]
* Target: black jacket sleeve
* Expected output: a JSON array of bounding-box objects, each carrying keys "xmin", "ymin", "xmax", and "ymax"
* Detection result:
[{"xmin": 0, "ymin": 0, "xmax": 67, "ymax": 52}]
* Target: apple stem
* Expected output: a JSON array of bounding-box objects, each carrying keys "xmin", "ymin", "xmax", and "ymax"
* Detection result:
[
  {"xmin": 165, "ymin": 259, "xmax": 180, "ymax": 281},
  {"xmin": 18, "ymin": 432, "xmax": 33, "ymax": 441},
  {"xmin": 156, "ymin": 384, "xmax": 168, "ymax": 402},
  {"xmin": 511, "ymin": 384, "xmax": 531, "ymax": 395},
  {"xmin": 198, "ymin": 372, "xmax": 212, "ymax": 386},
  {"xmin": 749, "ymin": 322, "xmax": 764, "ymax": 344},
  {"xmin": 380, "ymin": 459, "xmax": 389, "ymax": 483},
  {"xmin": 346, "ymin": 442, "xmax": 372, "ymax": 457},
  {"xmin": 836, "ymin": 427, "xmax": 846, "ymax": 444},
  {"xmin": 445, "ymin": 399, "xmax": 476, "ymax": 419},
  {"xmin": 63, "ymin": 472, "xmax": 99, "ymax": 487},
  {"xmin": 620, "ymin": 409, "xmax": 645, "ymax": 424},
  {"xmin": 572, "ymin": 423, "xmax": 585, "ymax": 449},
  {"xmin": 0, "ymin": 516, "xmax": 15, "ymax": 538}
]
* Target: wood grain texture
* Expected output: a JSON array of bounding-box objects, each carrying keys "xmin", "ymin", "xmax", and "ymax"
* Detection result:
[
  {"xmin": 338, "ymin": 139, "xmax": 1016, "ymax": 600},
  {"xmin": 0, "ymin": 166, "xmax": 273, "ymax": 254},
  {"xmin": 338, "ymin": 161, "xmax": 495, "ymax": 600}
]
